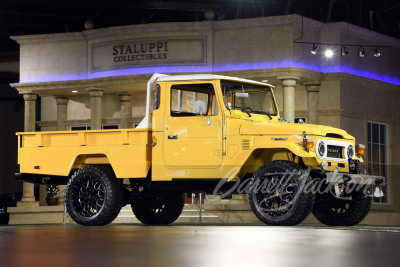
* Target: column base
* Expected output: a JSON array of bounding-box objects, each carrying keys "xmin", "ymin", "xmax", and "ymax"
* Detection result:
[
  {"xmin": 17, "ymin": 201, "xmax": 39, "ymax": 207},
  {"xmin": 8, "ymin": 206, "xmax": 67, "ymax": 225}
]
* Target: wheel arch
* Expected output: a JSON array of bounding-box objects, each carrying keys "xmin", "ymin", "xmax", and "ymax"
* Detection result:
[
  {"xmin": 70, "ymin": 154, "xmax": 111, "ymax": 174},
  {"xmin": 239, "ymin": 148, "xmax": 304, "ymax": 178}
]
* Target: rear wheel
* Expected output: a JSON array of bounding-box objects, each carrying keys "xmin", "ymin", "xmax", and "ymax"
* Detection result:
[
  {"xmin": 131, "ymin": 193, "xmax": 185, "ymax": 225},
  {"xmin": 248, "ymin": 160, "xmax": 314, "ymax": 226},
  {"xmin": 66, "ymin": 166, "xmax": 124, "ymax": 226},
  {"xmin": 312, "ymin": 190, "xmax": 372, "ymax": 226}
]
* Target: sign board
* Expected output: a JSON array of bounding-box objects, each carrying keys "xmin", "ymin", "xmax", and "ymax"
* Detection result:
[{"xmin": 90, "ymin": 36, "xmax": 207, "ymax": 72}]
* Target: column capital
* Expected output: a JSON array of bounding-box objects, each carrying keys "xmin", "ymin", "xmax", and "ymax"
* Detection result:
[
  {"xmin": 278, "ymin": 76, "xmax": 300, "ymax": 87},
  {"xmin": 55, "ymin": 96, "xmax": 69, "ymax": 105},
  {"xmin": 119, "ymin": 93, "xmax": 132, "ymax": 102},
  {"xmin": 22, "ymin": 93, "xmax": 38, "ymax": 102},
  {"xmin": 86, "ymin": 88, "xmax": 104, "ymax": 97},
  {"xmin": 304, "ymin": 81, "xmax": 321, "ymax": 92}
]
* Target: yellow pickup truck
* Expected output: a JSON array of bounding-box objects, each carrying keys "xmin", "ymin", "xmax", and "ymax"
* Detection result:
[{"xmin": 16, "ymin": 73, "xmax": 384, "ymax": 226}]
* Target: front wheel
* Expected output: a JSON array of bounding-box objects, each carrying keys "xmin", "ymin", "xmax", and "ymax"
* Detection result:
[
  {"xmin": 131, "ymin": 193, "xmax": 185, "ymax": 225},
  {"xmin": 66, "ymin": 166, "xmax": 124, "ymax": 226},
  {"xmin": 312, "ymin": 190, "xmax": 372, "ymax": 226},
  {"xmin": 248, "ymin": 161, "xmax": 314, "ymax": 226}
]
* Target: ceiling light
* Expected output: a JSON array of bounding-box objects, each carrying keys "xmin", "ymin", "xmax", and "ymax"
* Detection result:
[
  {"xmin": 358, "ymin": 47, "xmax": 366, "ymax": 58},
  {"xmin": 341, "ymin": 46, "xmax": 349, "ymax": 57},
  {"xmin": 374, "ymin": 48, "xmax": 381, "ymax": 57},
  {"xmin": 72, "ymin": 90, "xmax": 78, "ymax": 93},
  {"xmin": 325, "ymin": 48, "xmax": 334, "ymax": 58},
  {"xmin": 311, "ymin": 44, "xmax": 319, "ymax": 55}
]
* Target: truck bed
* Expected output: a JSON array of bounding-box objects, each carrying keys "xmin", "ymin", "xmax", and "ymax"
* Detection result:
[{"xmin": 17, "ymin": 129, "xmax": 152, "ymax": 178}]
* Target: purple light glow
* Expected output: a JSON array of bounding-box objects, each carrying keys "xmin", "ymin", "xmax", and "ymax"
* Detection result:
[{"xmin": 19, "ymin": 61, "xmax": 400, "ymax": 85}]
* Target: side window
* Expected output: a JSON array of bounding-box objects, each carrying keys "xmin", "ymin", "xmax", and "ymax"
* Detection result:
[
  {"xmin": 153, "ymin": 84, "xmax": 161, "ymax": 110},
  {"xmin": 170, "ymin": 83, "xmax": 217, "ymax": 117},
  {"xmin": 212, "ymin": 94, "xmax": 219, "ymax": 116}
]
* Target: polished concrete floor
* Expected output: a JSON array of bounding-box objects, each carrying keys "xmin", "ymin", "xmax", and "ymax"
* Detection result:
[{"xmin": 0, "ymin": 224, "xmax": 400, "ymax": 267}]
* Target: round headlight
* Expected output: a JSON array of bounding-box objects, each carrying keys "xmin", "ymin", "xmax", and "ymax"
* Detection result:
[
  {"xmin": 347, "ymin": 145, "xmax": 354, "ymax": 159},
  {"xmin": 317, "ymin": 141, "xmax": 325, "ymax": 157}
]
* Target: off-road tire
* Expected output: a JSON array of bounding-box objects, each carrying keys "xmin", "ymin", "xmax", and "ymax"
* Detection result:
[
  {"xmin": 66, "ymin": 165, "xmax": 124, "ymax": 226},
  {"xmin": 312, "ymin": 191, "xmax": 372, "ymax": 226},
  {"xmin": 249, "ymin": 160, "xmax": 314, "ymax": 226},
  {"xmin": 131, "ymin": 193, "xmax": 185, "ymax": 225}
]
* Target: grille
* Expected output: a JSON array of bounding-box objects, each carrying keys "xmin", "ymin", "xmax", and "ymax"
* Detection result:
[
  {"xmin": 327, "ymin": 145, "xmax": 343, "ymax": 159},
  {"xmin": 241, "ymin": 139, "xmax": 251, "ymax": 150}
]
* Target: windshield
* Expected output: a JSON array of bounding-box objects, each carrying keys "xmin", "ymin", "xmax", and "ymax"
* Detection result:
[{"xmin": 220, "ymin": 80, "xmax": 277, "ymax": 116}]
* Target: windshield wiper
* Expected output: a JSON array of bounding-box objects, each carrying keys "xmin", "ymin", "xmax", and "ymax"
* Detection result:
[
  {"xmin": 230, "ymin": 106, "xmax": 242, "ymax": 110},
  {"xmin": 241, "ymin": 107, "xmax": 252, "ymax": 117}
]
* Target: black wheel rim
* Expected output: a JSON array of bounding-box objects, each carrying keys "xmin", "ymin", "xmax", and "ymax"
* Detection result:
[
  {"xmin": 71, "ymin": 175, "xmax": 105, "ymax": 217},
  {"xmin": 328, "ymin": 200, "xmax": 351, "ymax": 215},
  {"xmin": 253, "ymin": 170, "xmax": 300, "ymax": 217},
  {"xmin": 144, "ymin": 197, "xmax": 168, "ymax": 215}
]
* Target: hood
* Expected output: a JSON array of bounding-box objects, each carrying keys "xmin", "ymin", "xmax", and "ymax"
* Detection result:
[{"xmin": 239, "ymin": 120, "xmax": 354, "ymax": 140}]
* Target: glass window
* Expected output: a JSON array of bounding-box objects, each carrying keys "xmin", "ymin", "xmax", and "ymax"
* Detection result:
[
  {"xmin": 102, "ymin": 124, "xmax": 119, "ymax": 130},
  {"xmin": 70, "ymin": 125, "xmax": 90, "ymax": 131},
  {"xmin": 70, "ymin": 124, "xmax": 119, "ymax": 130},
  {"xmin": 295, "ymin": 117, "xmax": 306, "ymax": 123},
  {"xmin": 211, "ymin": 94, "xmax": 219, "ymax": 116},
  {"xmin": 220, "ymin": 80, "xmax": 277, "ymax": 116},
  {"xmin": 170, "ymin": 83, "xmax": 217, "ymax": 117},
  {"xmin": 367, "ymin": 121, "xmax": 389, "ymax": 203},
  {"xmin": 153, "ymin": 84, "xmax": 161, "ymax": 110}
]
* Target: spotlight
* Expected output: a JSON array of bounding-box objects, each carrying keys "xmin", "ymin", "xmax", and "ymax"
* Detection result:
[
  {"xmin": 311, "ymin": 44, "xmax": 319, "ymax": 55},
  {"xmin": 358, "ymin": 47, "xmax": 366, "ymax": 57},
  {"xmin": 374, "ymin": 47, "xmax": 381, "ymax": 57},
  {"xmin": 325, "ymin": 48, "xmax": 334, "ymax": 58},
  {"xmin": 341, "ymin": 46, "xmax": 349, "ymax": 57}
]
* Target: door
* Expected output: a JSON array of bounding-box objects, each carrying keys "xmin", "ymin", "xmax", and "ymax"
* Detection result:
[{"xmin": 163, "ymin": 82, "xmax": 222, "ymax": 169}]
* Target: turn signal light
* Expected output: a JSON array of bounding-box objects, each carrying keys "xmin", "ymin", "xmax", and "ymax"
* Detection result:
[
  {"xmin": 303, "ymin": 138, "xmax": 314, "ymax": 150},
  {"xmin": 356, "ymin": 144, "xmax": 365, "ymax": 156}
]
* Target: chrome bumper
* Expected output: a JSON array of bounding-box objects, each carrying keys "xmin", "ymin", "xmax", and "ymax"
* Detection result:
[{"xmin": 326, "ymin": 173, "xmax": 385, "ymax": 186}]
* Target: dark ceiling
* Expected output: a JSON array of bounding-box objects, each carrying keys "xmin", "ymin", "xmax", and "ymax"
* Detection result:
[{"xmin": 1, "ymin": 0, "xmax": 399, "ymax": 52}]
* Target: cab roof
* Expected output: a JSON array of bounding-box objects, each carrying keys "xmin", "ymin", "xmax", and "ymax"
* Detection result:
[{"xmin": 156, "ymin": 74, "xmax": 274, "ymax": 88}]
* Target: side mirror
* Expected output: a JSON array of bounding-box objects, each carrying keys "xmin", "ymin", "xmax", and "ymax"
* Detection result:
[{"xmin": 194, "ymin": 100, "xmax": 206, "ymax": 116}]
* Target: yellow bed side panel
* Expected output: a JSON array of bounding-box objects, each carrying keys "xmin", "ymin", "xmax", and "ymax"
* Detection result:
[{"xmin": 17, "ymin": 129, "xmax": 152, "ymax": 178}]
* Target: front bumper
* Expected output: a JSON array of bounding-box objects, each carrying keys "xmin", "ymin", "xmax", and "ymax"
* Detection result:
[{"xmin": 325, "ymin": 172, "xmax": 385, "ymax": 186}]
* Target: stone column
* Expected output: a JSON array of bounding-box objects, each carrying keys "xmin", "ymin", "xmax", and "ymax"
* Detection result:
[
  {"xmin": 87, "ymin": 88, "xmax": 104, "ymax": 130},
  {"xmin": 56, "ymin": 96, "xmax": 69, "ymax": 131},
  {"xmin": 18, "ymin": 93, "xmax": 39, "ymax": 207},
  {"xmin": 305, "ymin": 82, "xmax": 321, "ymax": 125},
  {"xmin": 55, "ymin": 96, "xmax": 69, "ymax": 205},
  {"xmin": 119, "ymin": 93, "xmax": 132, "ymax": 129},
  {"xmin": 278, "ymin": 76, "xmax": 299, "ymax": 123}
]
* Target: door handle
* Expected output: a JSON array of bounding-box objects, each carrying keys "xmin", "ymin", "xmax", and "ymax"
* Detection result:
[{"xmin": 168, "ymin": 135, "xmax": 178, "ymax": 139}]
